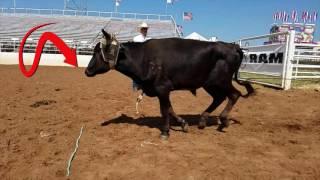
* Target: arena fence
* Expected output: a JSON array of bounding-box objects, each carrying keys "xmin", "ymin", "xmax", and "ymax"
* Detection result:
[
  {"xmin": 238, "ymin": 30, "xmax": 320, "ymax": 90},
  {"xmin": 0, "ymin": 35, "xmax": 92, "ymax": 67},
  {"xmin": 0, "ymin": 8, "xmax": 172, "ymax": 20},
  {"xmin": 0, "ymin": 38, "xmax": 93, "ymax": 55}
]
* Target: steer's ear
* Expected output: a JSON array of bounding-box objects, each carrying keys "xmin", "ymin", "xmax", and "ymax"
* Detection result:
[{"xmin": 101, "ymin": 29, "xmax": 111, "ymax": 40}]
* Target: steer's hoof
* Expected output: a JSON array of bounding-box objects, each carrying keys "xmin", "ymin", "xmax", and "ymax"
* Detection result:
[
  {"xmin": 217, "ymin": 118, "xmax": 229, "ymax": 132},
  {"xmin": 181, "ymin": 122, "xmax": 189, "ymax": 133},
  {"xmin": 198, "ymin": 119, "xmax": 206, "ymax": 129},
  {"xmin": 217, "ymin": 124, "xmax": 227, "ymax": 132},
  {"xmin": 160, "ymin": 132, "xmax": 169, "ymax": 140}
]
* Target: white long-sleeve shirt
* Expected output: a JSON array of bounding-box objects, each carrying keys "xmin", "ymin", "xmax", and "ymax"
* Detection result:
[{"xmin": 133, "ymin": 34, "xmax": 151, "ymax": 42}]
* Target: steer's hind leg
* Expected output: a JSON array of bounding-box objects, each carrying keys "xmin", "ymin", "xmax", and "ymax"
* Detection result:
[
  {"xmin": 217, "ymin": 86, "xmax": 241, "ymax": 132},
  {"xmin": 158, "ymin": 94, "xmax": 172, "ymax": 139},
  {"xmin": 199, "ymin": 87, "xmax": 226, "ymax": 129}
]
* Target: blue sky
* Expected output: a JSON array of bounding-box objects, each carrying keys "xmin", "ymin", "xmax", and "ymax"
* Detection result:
[{"xmin": 1, "ymin": 0, "xmax": 319, "ymax": 42}]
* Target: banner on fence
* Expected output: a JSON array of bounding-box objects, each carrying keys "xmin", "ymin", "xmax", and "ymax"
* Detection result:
[{"xmin": 240, "ymin": 44, "xmax": 286, "ymax": 76}]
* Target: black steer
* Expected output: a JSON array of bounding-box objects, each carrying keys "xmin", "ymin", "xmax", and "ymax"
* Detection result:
[{"xmin": 85, "ymin": 29, "xmax": 254, "ymax": 139}]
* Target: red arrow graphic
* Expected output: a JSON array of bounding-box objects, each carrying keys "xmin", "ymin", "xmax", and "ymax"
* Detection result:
[{"xmin": 19, "ymin": 23, "xmax": 78, "ymax": 77}]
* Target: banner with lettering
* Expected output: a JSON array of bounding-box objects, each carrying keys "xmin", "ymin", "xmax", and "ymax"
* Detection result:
[{"xmin": 240, "ymin": 44, "xmax": 286, "ymax": 76}]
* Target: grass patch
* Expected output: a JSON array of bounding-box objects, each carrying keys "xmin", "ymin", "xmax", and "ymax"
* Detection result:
[
  {"xmin": 239, "ymin": 72, "xmax": 282, "ymax": 86},
  {"xmin": 240, "ymin": 72, "xmax": 320, "ymax": 89},
  {"xmin": 291, "ymin": 79, "xmax": 320, "ymax": 88}
]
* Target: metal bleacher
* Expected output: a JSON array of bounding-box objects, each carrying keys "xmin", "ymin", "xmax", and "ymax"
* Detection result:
[{"xmin": 0, "ymin": 8, "xmax": 180, "ymax": 55}]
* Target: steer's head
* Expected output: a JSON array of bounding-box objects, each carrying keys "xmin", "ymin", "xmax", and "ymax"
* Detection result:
[{"xmin": 85, "ymin": 29, "xmax": 120, "ymax": 77}]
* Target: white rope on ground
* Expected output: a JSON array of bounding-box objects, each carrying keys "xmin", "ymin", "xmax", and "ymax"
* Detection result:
[
  {"xmin": 66, "ymin": 125, "xmax": 84, "ymax": 177},
  {"xmin": 140, "ymin": 141, "xmax": 158, "ymax": 147}
]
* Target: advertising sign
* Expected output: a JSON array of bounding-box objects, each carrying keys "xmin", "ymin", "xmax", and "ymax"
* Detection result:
[
  {"xmin": 241, "ymin": 44, "xmax": 286, "ymax": 76},
  {"xmin": 269, "ymin": 23, "xmax": 316, "ymax": 43}
]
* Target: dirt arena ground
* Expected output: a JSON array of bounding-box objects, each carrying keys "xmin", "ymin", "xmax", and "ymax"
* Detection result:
[{"xmin": 0, "ymin": 65, "xmax": 319, "ymax": 179}]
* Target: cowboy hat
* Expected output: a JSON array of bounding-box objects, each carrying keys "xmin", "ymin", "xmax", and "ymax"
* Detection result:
[{"xmin": 138, "ymin": 22, "xmax": 149, "ymax": 28}]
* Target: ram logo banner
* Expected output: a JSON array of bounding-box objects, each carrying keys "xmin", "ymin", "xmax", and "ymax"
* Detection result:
[
  {"xmin": 240, "ymin": 44, "xmax": 286, "ymax": 76},
  {"xmin": 244, "ymin": 52, "xmax": 283, "ymax": 64}
]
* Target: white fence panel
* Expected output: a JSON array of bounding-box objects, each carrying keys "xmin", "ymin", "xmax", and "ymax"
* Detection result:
[
  {"xmin": 292, "ymin": 43, "xmax": 320, "ymax": 79},
  {"xmin": 238, "ymin": 30, "xmax": 320, "ymax": 90},
  {"xmin": 238, "ymin": 31, "xmax": 291, "ymax": 89}
]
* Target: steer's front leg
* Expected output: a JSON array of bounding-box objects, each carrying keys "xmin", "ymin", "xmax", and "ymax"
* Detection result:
[
  {"xmin": 168, "ymin": 107, "xmax": 188, "ymax": 132},
  {"xmin": 158, "ymin": 94, "xmax": 171, "ymax": 140}
]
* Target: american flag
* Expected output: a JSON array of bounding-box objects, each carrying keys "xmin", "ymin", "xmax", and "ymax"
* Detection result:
[
  {"xmin": 308, "ymin": 13, "xmax": 313, "ymax": 23},
  {"xmin": 312, "ymin": 12, "xmax": 318, "ymax": 22},
  {"xmin": 302, "ymin": 11, "xmax": 309, "ymax": 23},
  {"xmin": 274, "ymin": 11, "xmax": 282, "ymax": 20},
  {"xmin": 280, "ymin": 11, "xmax": 286, "ymax": 21},
  {"xmin": 277, "ymin": 11, "xmax": 288, "ymax": 22},
  {"xmin": 183, "ymin": 12, "xmax": 193, "ymax": 21},
  {"xmin": 273, "ymin": 13, "xmax": 277, "ymax": 21},
  {"xmin": 273, "ymin": 12, "xmax": 280, "ymax": 21},
  {"xmin": 284, "ymin": 14, "xmax": 289, "ymax": 22},
  {"xmin": 291, "ymin": 10, "xmax": 298, "ymax": 22},
  {"xmin": 276, "ymin": 12, "xmax": 280, "ymax": 20}
]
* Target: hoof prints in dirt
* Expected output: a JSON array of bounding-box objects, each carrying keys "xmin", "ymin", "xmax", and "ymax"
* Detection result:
[
  {"xmin": 30, "ymin": 100, "xmax": 57, "ymax": 108},
  {"xmin": 282, "ymin": 123, "xmax": 304, "ymax": 132}
]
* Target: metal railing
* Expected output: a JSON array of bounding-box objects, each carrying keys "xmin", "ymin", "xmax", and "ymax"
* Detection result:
[
  {"xmin": 238, "ymin": 31, "xmax": 289, "ymax": 47},
  {"xmin": 238, "ymin": 30, "xmax": 320, "ymax": 89},
  {"xmin": 0, "ymin": 39, "xmax": 93, "ymax": 55},
  {"xmin": 238, "ymin": 31, "xmax": 291, "ymax": 89},
  {"xmin": 1, "ymin": 7, "xmax": 171, "ymax": 20},
  {"xmin": 0, "ymin": 7, "xmax": 181, "ymax": 37},
  {"xmin": 292, "ymin": 43, "xmax": 320, "ymax": 79}
]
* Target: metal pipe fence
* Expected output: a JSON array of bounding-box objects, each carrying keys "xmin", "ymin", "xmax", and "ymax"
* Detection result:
[
  {"xmin": 0, "ymin": 7, "xmax": 181, "ymax": 38},
  {"xmin": 0, "ymin": 8, "xmax": 172, "ymax": 20},
  {"xmin": 238, "ymin": 30, "xmax": 320, "ymax": 90},
  {"xmin": 292, "ymin": 43, "xmax": 320, "ymax": 79},
  {"xmin": 0, "ymin": 39, "xmax": 93, "ymax": 55}
]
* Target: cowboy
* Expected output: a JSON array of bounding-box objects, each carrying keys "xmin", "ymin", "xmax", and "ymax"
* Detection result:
[
  {"xmin": 132, "ymin": 22, "xmax": 151, "ymax": 114},
  {"xmin": 133, "ymin": 22, "xmax": 151, "ymax": 42}
]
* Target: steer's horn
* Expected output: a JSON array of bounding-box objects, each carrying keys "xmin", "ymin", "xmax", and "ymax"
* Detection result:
[
  {"xmin": 101, "ymin": 29, "xmax": 111, "ymax": 40},
  {"xmin": 100, "ymin": 35, "xmax": 107, "ymax": 47},
  {"xmin": 100, "ymin": 31, "xmax": 108, "ymax": 62}
]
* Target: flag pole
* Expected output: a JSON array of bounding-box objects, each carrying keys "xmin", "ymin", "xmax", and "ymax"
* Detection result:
[
  {"xmin": 13, "ymin": 0, "xmax": 16, "ymax": 13},
  {"xmin": 165, "ymin": 2, "xmax": 168, "ymax": 15}
]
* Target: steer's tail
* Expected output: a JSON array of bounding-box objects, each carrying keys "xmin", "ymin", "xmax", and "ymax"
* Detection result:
[{"xmin": 234, "ymin": 46, "xmax": 254, "ymax": 98}]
